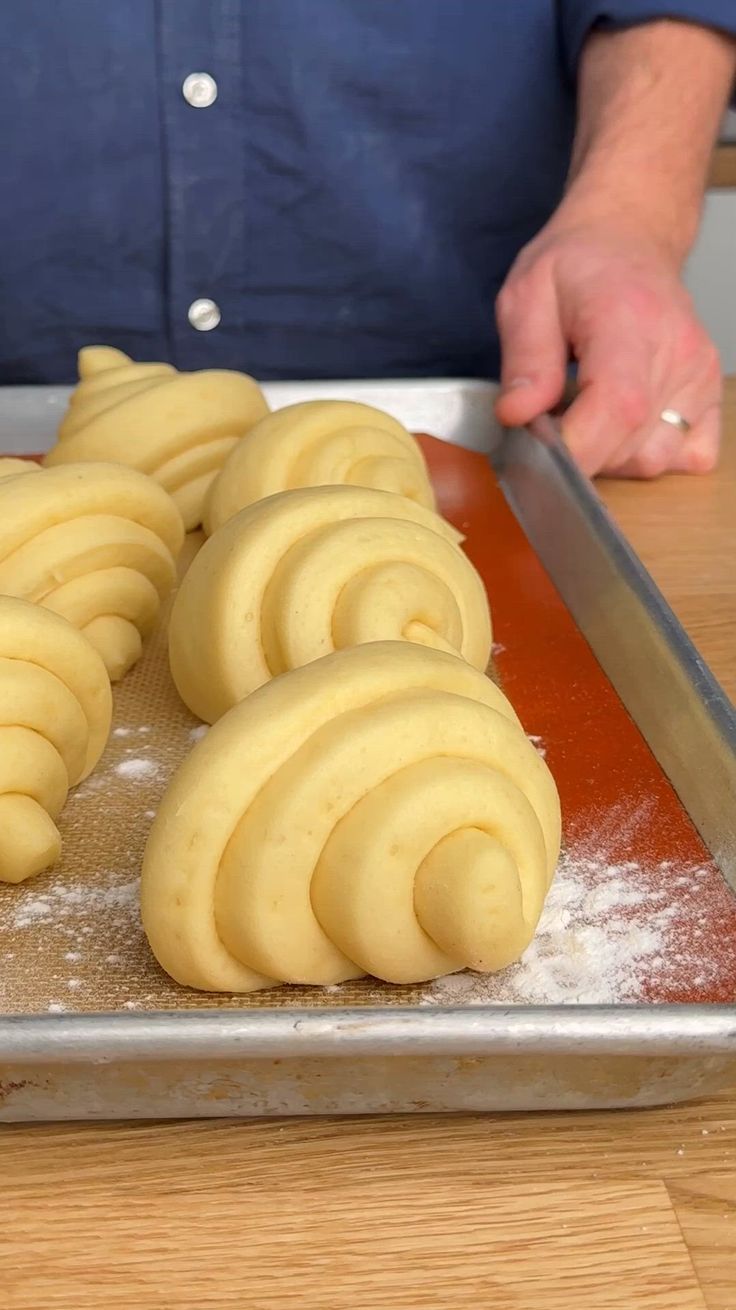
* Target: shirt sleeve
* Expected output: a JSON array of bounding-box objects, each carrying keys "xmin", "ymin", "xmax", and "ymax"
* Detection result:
[{"xmin": 560, "ymin": 3, "xmax": 736, "ymax": 77}]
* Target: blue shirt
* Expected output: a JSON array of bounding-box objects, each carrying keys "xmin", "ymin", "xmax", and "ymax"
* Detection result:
[{"xmin": 2, "ymin": 0, "xmax": 734, "ymax": 384}]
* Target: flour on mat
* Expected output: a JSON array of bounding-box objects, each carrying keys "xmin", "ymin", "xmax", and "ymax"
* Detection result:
[
  {"xmin": 1, "ymin": 877, "xmax": 141, "ymax": 936},
  {"xmin": 1, "ymin": 873, "xmax": 145, "ymax": 1012},
  {"xmin": 71, "ymin": 725, "xmax": 162, "ymax": 792},
  {"xmin": 113, "ymin": 757, "xmax": 161, "ymax": 782},
  {"xmin": 1, "ymin": 683, "xmax": 728, "ymax": 1014},
  {"xmin": 421, "ymin": 849, "xmax": 717, "ymax": 1006},
  {"xmin": 71, "ymin": 752, "xmax": 163, "ymax": 797}
]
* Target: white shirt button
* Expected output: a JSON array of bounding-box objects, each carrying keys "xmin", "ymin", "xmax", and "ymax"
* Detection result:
[
  {"xmin": 182, "ymin": 72, "xmax": 218, "ymax": 109},
  {"xmin": 188, "ymin": 298, "xmax": 221, "ymax": 331}
]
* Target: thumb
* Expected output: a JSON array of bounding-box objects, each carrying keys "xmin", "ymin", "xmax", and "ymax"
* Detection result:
[{"xmin": 494, "ymin": 273, "xmax": 568, "ymax": 427}]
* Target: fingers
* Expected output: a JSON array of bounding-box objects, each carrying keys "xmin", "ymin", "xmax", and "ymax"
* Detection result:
[
  {"xmin": 494, "ymin": 222, "xmax": 722, "ymax": 481},
  {"xmin": 609, "ymin": 402, "xmax": 721, "ymax": 478},
  {"xmin": 560, "ymin": 352, "xmax": 652, "ymax": 476},
  {"xmin": 673, "ymin": 403, "xmax": 721, "ymax": 474},
  {"xmin": 494, "ymin": 271, "xmax": 568, "ymax": 428},
  {"xmin": 603, "ymin": 423, "xmax": 682, "ymax": 479},
  {"xmin": 599, "ymin": 348, "xmax": 722, "ymax": 477},
  {"xmin": 561, "ymin": 300, "xmax": 721, "ymax": 477}
]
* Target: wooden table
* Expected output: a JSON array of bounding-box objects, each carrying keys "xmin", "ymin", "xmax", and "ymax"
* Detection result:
[{"xmin": 1, "ymin": 387, "xmax": 734, "ymax": 1310}]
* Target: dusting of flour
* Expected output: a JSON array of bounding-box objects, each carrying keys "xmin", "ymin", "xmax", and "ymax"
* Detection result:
[
  {"xmin": 0, "ymin": 708, "xmax": 729, "ymax": 1012},
  {"xmin": 0, "ymin": 872, "xmax": 144, "ymax": 1012},
  {"xmin": 114, "ymin": 757, "xmax": 161, "ymax": 782},
  {"xmin": 421, "ymin": 849, "xmax": 717, "ymax": 1006}
]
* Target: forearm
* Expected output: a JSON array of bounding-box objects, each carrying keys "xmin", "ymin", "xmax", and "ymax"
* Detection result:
[{"xmin": 564, "ymin": 20, "xmax": 736, "ymax": 263}]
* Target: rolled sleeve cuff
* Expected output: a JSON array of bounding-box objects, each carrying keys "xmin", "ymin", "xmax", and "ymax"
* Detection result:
[{"xmin": 561, "ymin": 3, "xmax": 736, "ymax": 77}]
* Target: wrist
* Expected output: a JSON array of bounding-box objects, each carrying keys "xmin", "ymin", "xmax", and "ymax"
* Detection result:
[{"xmin": 554, "ymin": 164, "xmax": 701, "ymax": 268}]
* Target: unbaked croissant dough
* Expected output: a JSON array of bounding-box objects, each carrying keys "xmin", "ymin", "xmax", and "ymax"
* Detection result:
[
  {"xmin": 204, "ymin": 398, "xmax": 436, "ymax": 534},
  {"xmin": 169, "ymin": 485, "xmax": 492, "ymax": 722},
  {"xmin": 44, "ymin": 346, "xmax": 269, "ymax": 530},
  {"xmin": 0, "ymin": 596, "xmax": 112, "ymax": 883},
  {"xmin": 141, "ymin": 642, "xmax": 560, "ymax": 993},
  {"xmin": 0, "ymin": 457, "xmax": 42, "ymax": 479},
  {"xmin": 0, "ymin": 458, "xmax": 184, "ymax": 681}
]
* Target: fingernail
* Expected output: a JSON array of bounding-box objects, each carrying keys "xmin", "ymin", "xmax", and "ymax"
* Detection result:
[{"xmin": 502, "ymin": 377, "xmax": 533, "ymax": 393}]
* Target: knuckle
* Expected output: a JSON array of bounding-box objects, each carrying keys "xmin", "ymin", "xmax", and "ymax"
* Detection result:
[
  {"xmin": 687, "ymin": 444, "xmax": 719, "ymax": 474},
  {"xmin": 613, "ymin": 384, "xmax": 650, "ymax": 431},
  {"xmin": 496, "ymin": 275, "xmax": 528, "ymax": 321},
  {"xmin": 497, "ymin": 252, "xmax": 550, "ymax": 321},
  {"xmin": 495, "ymin": 284, "xmax": 517, "ymax": 326},
  {"xmin": 634, "ymin": 448, "xmax": 666, "ymax": 479},
  {"xmin": 567, "ymin": 443, "xmax": 601, "ymax": 478},
  {"xmin": 626, "ymin": 284, "xmax": 665, "ymax": 323},
  {"xmin": 672, "ymin": 318, "xmax": 721, "ymax": 385},
  {"xmin": 673, "ymin": 317, "xmax": 705, "ymax": 363},
  {"xmin": 597, "ymin": 282, "xmax": 665, "ymax": 330},
  {"xmin": 495, "ymin": 284, "xmax": 511, "ymax": 313}
]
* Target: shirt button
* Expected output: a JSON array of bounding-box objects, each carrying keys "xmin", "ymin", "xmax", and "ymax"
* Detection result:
[
  {"xmin": 182, "ymin": 72, "xmax": 218, "ymax": 109},
  {"xmin": 188, "ymin": 298, "xmax": 221, "ymax": 331}
]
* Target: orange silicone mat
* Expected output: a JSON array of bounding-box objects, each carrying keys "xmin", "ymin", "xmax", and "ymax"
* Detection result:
[
  {"xmin": 428, "ymin": 435, "xmax": 736, "ymax": 1004},
  {"xmin": 0, "ymin": 436, "xmax": 735, "ymax": 1013}
]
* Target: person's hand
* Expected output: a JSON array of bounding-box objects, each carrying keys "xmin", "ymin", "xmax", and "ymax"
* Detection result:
[{"xmin": 494, "ymin": 211, "xmax": 722, "ymax": 477}]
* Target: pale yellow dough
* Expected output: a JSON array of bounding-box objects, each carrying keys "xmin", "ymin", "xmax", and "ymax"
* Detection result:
[
  {"xmin": 44, "ymin": 346, "xmax": 269, "ymax": 530},
  {"xmin": 0, "ymin": 459, "xmax": 184, "ymax": 681},
  {"xmin": 203, "ymin": 399, "xmax": 436, "ymax": 534},
  {"xmin": 0, "ymin": 596, "xmax": 112, "ymax": 884},
  {"xmin": 141, "ymin": 642, "xmax": 561, "ymax": 993},
  {"xmin": 169, "ymin": 485, "xmax": 492, "ymax": 722}
]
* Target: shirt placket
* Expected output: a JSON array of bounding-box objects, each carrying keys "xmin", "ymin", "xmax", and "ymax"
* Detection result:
[{"xmin": 156, "ymin": 0, "xmax": 245, "ymax": 368}]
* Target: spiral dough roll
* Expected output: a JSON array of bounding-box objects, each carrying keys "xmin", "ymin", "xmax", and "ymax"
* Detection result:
[
  {"xmin": 44, "ymin": 346, "xmax": 269, "ymax": 530},
  {"xmin": 169, "ymin": 485, "xmax": 492, "ymax": 721},
  {"xmin": 141, "ymin": 642, "xmax": 561, "ymax": 993},
  {"xmin": 204, "ymin": 399, "xmax": 436, "ymax": 534},
  {"xmin": 0, "ymin": 596, "xmax": 112, "ymax": 884},
  {"xmin": 0, "ymin": 458, "xmax": 184, "ymax": 681}
]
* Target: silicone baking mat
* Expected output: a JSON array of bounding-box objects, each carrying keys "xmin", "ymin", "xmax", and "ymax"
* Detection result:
[{"xmin": 1, "ymin": 436, "xmax": 735, "ymax": 1013}]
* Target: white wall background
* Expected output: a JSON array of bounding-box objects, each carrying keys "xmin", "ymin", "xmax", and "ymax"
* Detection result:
[{"xmin": 684, "ymin": 190, "xmax": 736, "ymax": 372}]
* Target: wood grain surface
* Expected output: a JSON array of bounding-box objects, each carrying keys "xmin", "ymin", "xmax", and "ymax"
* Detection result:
[
  {"xmin": 599, "ymin": 377, "xmax": 736, "ymax": 703},
  {"xmin": 708, "ymin": 144, "xmax": 736, "ymax": 188},
  {"xmin": 1, "ymin": 384, "xmax": 735, "ymax": 1309}
]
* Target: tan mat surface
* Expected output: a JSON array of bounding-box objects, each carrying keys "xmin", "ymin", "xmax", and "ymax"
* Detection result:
[{"xmin": 0, "ymin": 535, "xmax": 445, "ymax": 1013}]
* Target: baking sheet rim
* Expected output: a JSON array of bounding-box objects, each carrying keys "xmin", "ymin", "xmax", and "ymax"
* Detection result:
[{"xmin": 1, "ymin": 1004, "xmax": 735, "ymax": 1063}]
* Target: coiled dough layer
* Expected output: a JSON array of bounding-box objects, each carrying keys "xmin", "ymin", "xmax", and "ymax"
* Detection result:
[
  {"xmin": 204, "ymin": 399, "xmax": 435, "ymax": 535},
  {"xmin": 141, "ymin": 642, "xmax": 560, "ymax": 993},
  {"xmin": 0, "ymin": 596, "xmax": 112, "ymax": 883},
  {"xmin": 170, "ymin": 485, "xmax": 492, "ymax": 722},
  {"xmin": 0, "ymin": 458, "xmax": 184, "ymax": 681},
  {"xmin": 44, "ymin": 346, "xmax": 269, "ymax": 530}
]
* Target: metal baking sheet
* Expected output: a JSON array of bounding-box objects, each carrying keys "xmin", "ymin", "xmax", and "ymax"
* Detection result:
[{"xmin": 1, "ymin": 379, "xmax": 735, "ymax": 1120}]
